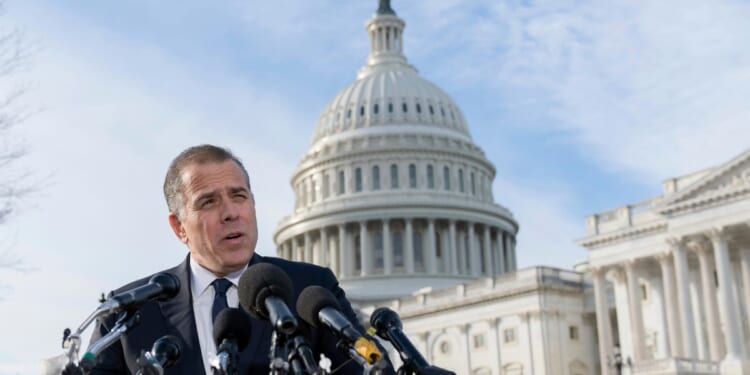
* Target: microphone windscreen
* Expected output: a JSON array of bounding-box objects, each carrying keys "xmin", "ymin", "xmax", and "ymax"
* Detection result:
[
  {"xmin": 151, "ymin": 335, "xmax": 182, "ymax": 368},
  {"xmin": 238, "ymin": 263, "xmax": 294, "ymax": 320},
  {"xmin": 296, "ymin": 285, "xmax": 341, "ymax": 328},
  {"xmin": 149, "ymin": 272, "xmax": 181, "ymax": 301},
  {"xmin": 370, "ymin": 307, "xmax": 403, "ymax": 331},
  {"xmin": 213, "ymin": 308, "xmax": 252, "ymax": 350}
]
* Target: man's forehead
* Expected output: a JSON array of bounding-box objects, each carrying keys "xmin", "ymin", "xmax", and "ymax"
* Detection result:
[{"xmin": 180, "ymin": 161, "xmax": 250, "ymax": 192}]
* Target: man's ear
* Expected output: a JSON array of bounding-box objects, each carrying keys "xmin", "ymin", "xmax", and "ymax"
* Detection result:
[{"xmin": 168, "ymin": 212, "xmax": 188, "ymax": 244}]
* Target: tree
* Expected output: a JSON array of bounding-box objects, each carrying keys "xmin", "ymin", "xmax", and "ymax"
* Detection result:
[{"xmin": 0, "ymin": 2, "xmax": 37, "ymax": 274}]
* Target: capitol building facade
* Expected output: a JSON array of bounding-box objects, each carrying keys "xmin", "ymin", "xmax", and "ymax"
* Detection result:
[{"xmin": 274, "ymin": 2, "xmax": 750, "ymax": 375}]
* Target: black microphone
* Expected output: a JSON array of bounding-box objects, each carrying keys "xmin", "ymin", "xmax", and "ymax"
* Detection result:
[
  {"xmin": 136, "ymin": 335, "xmax": 181, "ymax": 375},
  {"xmin": 370, "ymin": 307, "xmax": 430, "ymax": 371},
  {"xmin": 237, "ymin": 263, "xmax": 297, "ymax": 335},
  {"xmin": 99, "ymin": 273, "xmax": 180, "ymax": 314},
  {"xmin": 296, "ymin": 286, "xmax": 382, "ymax": 365},
  {"xmin": 212, "ymin": 308, "xmax": 251, "ymax": 375}
]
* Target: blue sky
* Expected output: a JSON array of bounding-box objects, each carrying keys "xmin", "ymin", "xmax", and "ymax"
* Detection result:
[{"xmin": 1, "ymin": 0, "xmax": 749, "ymax": 373}]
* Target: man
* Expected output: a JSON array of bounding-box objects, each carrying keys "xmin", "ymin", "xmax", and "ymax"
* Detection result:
[{"xmin": 89, "ymin": 145, "xmax": 385, "ymax": 374}]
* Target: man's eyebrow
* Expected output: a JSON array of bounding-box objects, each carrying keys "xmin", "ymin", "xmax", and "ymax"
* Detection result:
[
  {"xmin": 229, "ymin": 186, "xmax": 250, "ymax": 194},
  {"xmin": 194, "ymin": 190, "xmax": 218, "ymax": 204}
]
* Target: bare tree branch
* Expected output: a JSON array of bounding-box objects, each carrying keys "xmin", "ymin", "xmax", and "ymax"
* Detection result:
[{"xmin": 0, "ymin": 1, "xmax": 41, "ymax": 280}]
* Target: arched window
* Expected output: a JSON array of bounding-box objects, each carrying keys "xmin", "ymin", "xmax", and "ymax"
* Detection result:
[
  {"xmin": 427, "ymin": 165, "xmax": 434, "ymax": 189},
  {"xmin": 310, "ymin": 178, "xmax": 317, "ymax": 203},
  {"xmin": 322, "ymin": 173, "xmax": 330, "ymax": 199},
  {"xmin": 388, "ymin": 102, "xmax": 394, "ymax": 113},
  {"xmin": 413, "ymin": 230, "xmax": 424, "ymax": 271},
  {"xmin": 458, "ymin": 169, "xmax": 465, "ymax": 193},
  {"xmin": 347, "ymin": 109, "xmax": 352, "ymax": 119},
  {"xmin": 393, "ymin": 230, "xmax": 404, "ymax": 269},
  {"xmin": 373, "ymin": 230, "xmax": 384, "ymax": 271},
  {"xmin": 443, "ymin": 166, "xmax": 450, "ymax": 190},
  {"xmin": 416, "ymin": 103, "xmax": 422, "ymax": 113},
  {"xmin": 429, "ymin": 105, "xmax": 434, "ymax": 115},
  {"xmin": 402, "ymin": 102, "xmax": 408, "ymax": 113},
  {"xmin": 409, "ymin": 164, "xmax": 417, "ymax": 188},
  {"xmin": 354, "ymin": 234, "xmax": 362, "ymax": 272},
  {"xmin": 360, "ymin": 105, "xmax": 365, "ymax": 116},
  {"xmin": 471, "ymin": 172, "xmax": 476, "ymax": 195},
  {"xmin": 391, "ymin": 164, "xmax": 399, "ymax": 189},
  {"xmin": 338, "ymin": 170, "xmax": 345, "ymax": 195},
  {"xmin": 372, "ymin": 165, "xmax": 381, "ymax": 190},
  {"xmin": 355, "ymin": 168, "xmax": 363, "ymax": 192},
  {"xmin": 374, "ymin": 103, "xmax": 379, "ymax": 114}
]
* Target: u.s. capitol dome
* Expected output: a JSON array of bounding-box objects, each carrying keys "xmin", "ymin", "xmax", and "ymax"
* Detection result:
[{"xmin": 274, "ymin": 1, "xmax": 518, "ymax": 305}]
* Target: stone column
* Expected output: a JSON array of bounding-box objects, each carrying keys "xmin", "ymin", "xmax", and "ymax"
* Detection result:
[
  {"xmin": 610, "ymin": 268, "xmax": 634, "ymax": 360},
  {"xmin": 707, "ymin": 228, "xmax": 745, "ymax": 362},
  {"xmin": 281, "ymin": 241, "xmax": 289, "ymax": 260},
  {"xmin": 291, "ymin": 237, "xmax": 299, "ymax": 262},
  {"xmin": 338, "ymin": 224, "xmax": 349, "ymax": 278},
  {"xmin": 504, "ymin": 233, "xmax": 513, "ymax": 272},
  {"xmin": 360, "ymin": 221, "xmax": 370, "ymax": 276},
  {"xmin": 319, "ymin": 228, "xmax": 328, "ymax": 267},
  {"xmin": 329, "ymin": 231, "xmax": 339, "ymax": 277},
  {"xmin": 739, "ymin": 246, "xmax": 750, "ymax": 343},
  {"xmin": 671, "ymin": 238, "xmax": 697, "ymax": 358},
  {"xmin": 497, "ymin": 232, "xmax": 506, "ymax": 274},
  {"xmin": 383, "ymin": 219, "xmax": 392, "ymax": 275},
  {"xmin": 624, "ymin": 260, "xmax": 646, "ymax": 361},
  {"xmin": 304, "ymin": 232, "xmax": 312, "ymax": 263},
  {"xmin": 449, "ymin": 220, "xmax": 458, "ymax": 275},
  {"xmin": 426, "ymin": 218, "xmax": 437, "ymax": 274},
  {"xmin": 483, "ymin": 226, "xmax": 492, "ymax": 276},
  {"xmin": 468, "ymin": 223, "xmax": 480, "ymax": 277},
  {"xmin": 691, "ymin": 239, "xmax": 723, "ymax": 360},
  {"xmin": 656, "ymin": 252, "xmax": 682, "ymax": 357},
  {"xmin": 592, "ymin": 267, "xmax": 614, "ymax": 375},
  {"xmin": 461, "ymin": 324, "xmax": 472, "ymax": 375},
  {"xmin": 405, "ymin": 218, "xmax": 415, "ymax": 273}
]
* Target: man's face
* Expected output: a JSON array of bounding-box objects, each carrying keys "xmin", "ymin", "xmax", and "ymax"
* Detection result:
[{"xmin": 168, "ymin": 160, "xmax": 258, "ymax": 276}]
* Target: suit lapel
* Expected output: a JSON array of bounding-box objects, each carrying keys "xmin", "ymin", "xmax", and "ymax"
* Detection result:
[{"xmin": 159, "ymin": 255, "xmax": 205, "ymax": 373}]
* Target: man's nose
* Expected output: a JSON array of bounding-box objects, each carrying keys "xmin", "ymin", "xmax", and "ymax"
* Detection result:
[{"xmin": 221, "ymin": 201, "xmax": 240, "ymax": 222}]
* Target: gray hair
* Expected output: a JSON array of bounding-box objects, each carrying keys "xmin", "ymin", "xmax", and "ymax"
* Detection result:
[{"xmin": 163, "ymin": 144, "xmax": 250, "ymax": 218}]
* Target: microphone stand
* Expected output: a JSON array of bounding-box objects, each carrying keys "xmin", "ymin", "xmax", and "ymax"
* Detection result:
[
  {"xmin": 79, "ymin": 311, "xmax": 142, "ymax": 372},
  {"xmin": 269, "ymin": 330, "xmax": 290, "ymax": 375},
  {"xmin": 286, "ymin": 335, "xmax": 324, "ymax": 375}
]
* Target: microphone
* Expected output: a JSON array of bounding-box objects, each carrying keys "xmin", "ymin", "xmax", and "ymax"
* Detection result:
[
  {"xmin": 296, "ymin": 285, "xmax": 382, "ymax": 365},
  {"xmin": 212, "ymin": 308, "xmax": 251, "ymax": 375},
  {"xmin": 136, "ymin": 335, "xmax": 182, "ymax": 375},
  {"xmin": 238, "ymin": 263, "xmax": 298, "ymax": 335},
  {"xmin": 99, "ymin": 273, "xmax": 180, "ymax": 314},
  {"xmin": 370, "ymin": 308, "xmax": 429, "ymax": 371}
]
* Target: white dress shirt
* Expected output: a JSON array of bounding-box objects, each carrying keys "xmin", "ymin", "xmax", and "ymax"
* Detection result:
[{"xmin": 189, "ymin": 258, "xmax": 247, "ymax": 375}]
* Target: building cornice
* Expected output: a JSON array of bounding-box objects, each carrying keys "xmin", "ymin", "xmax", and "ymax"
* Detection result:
[{"xmin": 576, "ymin": 221, "xmax": 668, "ymax": 249}]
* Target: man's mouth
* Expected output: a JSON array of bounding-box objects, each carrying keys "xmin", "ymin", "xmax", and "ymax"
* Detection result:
[{"xmin": 225, "ymin": 232, "xmax": 243, "ymax": 240}]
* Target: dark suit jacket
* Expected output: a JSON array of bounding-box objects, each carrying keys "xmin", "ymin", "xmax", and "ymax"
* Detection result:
[{"xmin": 88, "ymin": 254, "xmax": 378, "ymax": 374}]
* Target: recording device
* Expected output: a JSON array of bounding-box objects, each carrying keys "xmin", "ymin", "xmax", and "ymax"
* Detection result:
[
  {"xmin": 238, "ymin": 263, "xmax": 298, "ymax": 335},
  {"xmin": 136, "ymin": 335, "xmax": 182, "ymax": 375},
  {"xmin": 212, "ymin": 308, "xmax": 252, "ymax": 375},
  {"xmin": 98, "ymin": 273, "xmax": 180, "ymax": 315},
  {"xmin": 370, "ymin": 308, "xmax": 434, "ymax": 374},
  {"xmin": 296, "ymin": 286, "xmax": 382, "ymax": 365}
]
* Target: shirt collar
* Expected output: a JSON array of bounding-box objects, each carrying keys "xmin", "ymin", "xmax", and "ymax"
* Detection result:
[{"xmin": 189, "ymin": 256, "xmax": 249, "ymax": 300}]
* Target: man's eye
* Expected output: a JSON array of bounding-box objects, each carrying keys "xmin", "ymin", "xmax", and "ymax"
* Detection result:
[
  {"xmin": 233, "ymin": 193, "xmax": 248, "ymax": 200},
  {"xmin": 200, "ymin": 198, "xmax": 215, "ymax": 207}
]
